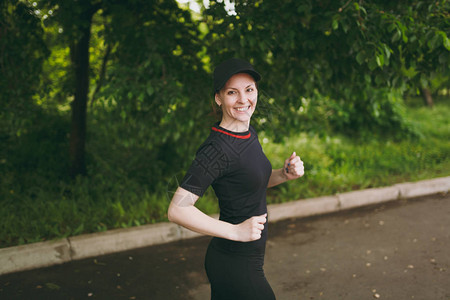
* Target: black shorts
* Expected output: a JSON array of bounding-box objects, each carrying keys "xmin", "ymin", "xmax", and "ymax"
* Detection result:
[{"xmin": 204, "ymin": 238, "xmax": 276, "ymax": 300}]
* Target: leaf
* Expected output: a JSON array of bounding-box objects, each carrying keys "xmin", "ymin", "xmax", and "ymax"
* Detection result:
[
  {"xmin": 439, "ymin": 31, "xmax": 450, "ymax": 50},
  {"xmin": 376, "ymin": 54, "xmax": 384, "ymax": 67},
  {"xmin": 383, "ymin": 44, "xmax": 391, "ymax": 59},
  {"xmin": 444, "ymin": 37, "xmax": 450, "ymax": 50},
  {"xmin": 372, "ymin": 102, "xmax": 380, "ymax": 118},
  {"xmin": 356, "ymin": 52, "xmax": 365, "ymax": 65},
  {"xmin": 397, "ymin": 22, "xmax": 408, "ymax": 43},
  {"xmin": 332, "ymin": 19, "xmax": 339, "ymax": 31},
  {"xmin": 428, "ymin": 34, "xmax": 441, "ymax": 50},
  {"xmin": 402, "ymin": 31, "xmax": 408, "ymax": 43},
  {"xmin": 7, "ymin": 3, "xmax": 14, "ymax": 14},
  {"xmin": 387, "ymin": 23, "xmax": 396, "ymax": 33},
  {"xmin": 392, "ymin": 30, "xmax": 401, "ymax": 43},
  {"xmin": 359, "ymin": 6, "xmax": 367, "ymax": 15}
]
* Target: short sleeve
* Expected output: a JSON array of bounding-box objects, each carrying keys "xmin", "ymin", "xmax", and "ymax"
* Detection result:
[{"xmin": 180, "ymin": 142, "xmax": 229, "ymax": 197}]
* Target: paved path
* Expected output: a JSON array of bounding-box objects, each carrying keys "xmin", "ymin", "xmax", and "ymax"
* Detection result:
[{"xmin": 1, "ymin": 193, "xmax": 448, "ymax": 300}]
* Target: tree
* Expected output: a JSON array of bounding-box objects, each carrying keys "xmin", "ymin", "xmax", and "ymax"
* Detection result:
[
  {"xmin": 35, "ymin": 0, "xmax": 210, "ymax": 181},
  {"xmin": 375, "ymin": 1, "xmax": 450, "ymax": 107},
  {"xmin": 37, "ymin": 0, "xmax": 102, "ymax": 177},
  {"xmin": 68, "ymin": 2, "xmax": 100, "ymax": 177},
  {"xmin": 93, "ymin": 0, "xmax": 211, "ymax": 186},
  {"xmin": 0, "ymin": 1, "xmax": 50, "ymax": 185},
  {"xmin": 9, "ymin": 0, "xmax": 449, "ymax": 183},
  {"xmin": 0, "ymin": 1, "xmax": 49, "ymax": 137},
  {"xmin": 202, "ymin": 0, "xmax": 450, "ymax": 136}
]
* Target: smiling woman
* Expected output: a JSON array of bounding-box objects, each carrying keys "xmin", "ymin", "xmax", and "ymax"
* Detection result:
[
  {"xmin": 167, "ymin": 58, "xmax": 304, "ymax": 299},
  {"xmin": 214, "ymin": 72, "xmax": 258, "ymax": 132}
]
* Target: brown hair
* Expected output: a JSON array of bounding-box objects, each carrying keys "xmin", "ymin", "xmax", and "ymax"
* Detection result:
[{"xmin": 210, "ymin": 95, "xmax": 222, "ymax": 121}]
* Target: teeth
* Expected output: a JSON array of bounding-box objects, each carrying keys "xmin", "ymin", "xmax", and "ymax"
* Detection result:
[{"xmin": 236, "ymin": 106, "xmax": 249, "ymax": 111}]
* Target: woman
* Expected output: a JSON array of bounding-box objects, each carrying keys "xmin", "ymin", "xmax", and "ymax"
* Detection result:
[{"xmin": 168, "ymin": 58, "xmax": 304, "ymax": 299}]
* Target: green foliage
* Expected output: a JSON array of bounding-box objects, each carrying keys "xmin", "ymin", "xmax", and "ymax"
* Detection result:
[
  {"xmin": 39, "ymin": 21, "xmax": 72, "ymax": 107},
  {"xmin": 33, "ymin": 0, "xmax": 215, "ymax": 184},
  {"xmin": 0, "ymin": 1, "xmax": 48, "ymax": 102},
  {"xmin": 202, "ymin": 0, "xmax": 450, "ymax": 137},
  {"xmin": 1, "ymin": 0, "xmax": 450, "ymax": 248},
  {"xmin": 0, "ymin": 1, "xmax": 49, "ymax": 138},
  {"xmin": 91, "ymin": 0, "xmax": 213, "ymax": 188}
]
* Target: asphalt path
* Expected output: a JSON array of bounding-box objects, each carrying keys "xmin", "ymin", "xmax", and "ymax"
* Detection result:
[{"xmin": 1, "ymin": 193, "xmax": 449, "ymax": 300}]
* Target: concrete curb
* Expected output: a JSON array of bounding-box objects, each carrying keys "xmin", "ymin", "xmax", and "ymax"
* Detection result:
[{"xmin": 1, "ymin": 176, "xmax": 449, "ymax": 276}]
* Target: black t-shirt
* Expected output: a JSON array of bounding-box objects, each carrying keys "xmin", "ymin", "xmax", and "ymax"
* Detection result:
[{"xmin": 180, "ymin": 123, "xmax": 272, "ymax": 253}]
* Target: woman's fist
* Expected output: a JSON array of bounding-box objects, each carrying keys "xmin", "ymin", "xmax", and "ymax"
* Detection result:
[
  {"xmin": 233, "ymin": 213, "xmax": 267, "ymax": 242},
  {"xmin": 283, "ymin": 152, "xmax": 304, "ymax": 180}
]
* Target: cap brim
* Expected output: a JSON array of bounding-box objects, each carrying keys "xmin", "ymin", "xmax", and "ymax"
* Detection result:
[{"xmin": 215, "ymin": 69, "xmax": 261, "ymax": 93}]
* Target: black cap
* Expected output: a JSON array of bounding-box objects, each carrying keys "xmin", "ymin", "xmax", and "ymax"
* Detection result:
[{"xmin": 213, "ymin": 58, "xmax": 261, "ymax": 93}]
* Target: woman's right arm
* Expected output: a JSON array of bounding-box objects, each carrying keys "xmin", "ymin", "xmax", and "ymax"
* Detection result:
[{"xmin": 168, "ymin": 187, "xmax": 266, "ymax": 242}]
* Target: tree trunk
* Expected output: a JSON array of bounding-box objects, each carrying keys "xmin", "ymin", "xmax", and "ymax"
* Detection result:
[
  {"xmin": 69, "ymin": 9, "xmax": 94, "ymax": 177},
  {"xmin": 421, "ymin": 87, "xmax": 434, "ymax": 107}
]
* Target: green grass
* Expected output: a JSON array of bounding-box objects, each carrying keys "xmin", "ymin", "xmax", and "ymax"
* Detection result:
[
  {"xmin": 1, "ymin": 178, "xmax": 168, "ymax": 247},
  {"xmin": 1, "ymin": 99, "xmax": 449, "ymax": 248},
  {"xmin": 278, "ymin": 106, "xmax": 449, "ymax": 200}
]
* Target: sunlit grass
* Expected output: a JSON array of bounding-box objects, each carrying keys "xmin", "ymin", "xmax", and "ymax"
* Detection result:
[{"xmin": 262, "ymin": 100, "xmax": 450, "ymax": 203}]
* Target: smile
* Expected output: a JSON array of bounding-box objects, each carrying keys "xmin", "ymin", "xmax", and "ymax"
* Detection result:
[{"xmin": 235, "ymin": 106, "xmax": 250, "ymax": 112}]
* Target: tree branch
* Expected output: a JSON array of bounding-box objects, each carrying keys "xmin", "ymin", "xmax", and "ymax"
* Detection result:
[{"xmin": 338, "ymin": 0, "xmax": 353, "ymax": 12}]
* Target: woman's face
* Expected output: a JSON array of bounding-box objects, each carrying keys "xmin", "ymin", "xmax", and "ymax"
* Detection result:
[{"xmin": 215, "ymin": 72, "xmax": 257, "ymax": 128}]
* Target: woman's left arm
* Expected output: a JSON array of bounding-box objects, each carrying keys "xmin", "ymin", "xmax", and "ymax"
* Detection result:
[{"xmin": 267, "ymin": 152, "xmax": 304, "ymax": 188}]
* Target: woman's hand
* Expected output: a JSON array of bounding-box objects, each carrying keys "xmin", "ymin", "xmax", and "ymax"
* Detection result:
[
  {"xmin": 233, "ymin": 213, "xmax": 267, "ymax": 242},
  {"xmin": 283, "ymin": 152, "xmax": 304, "ymax": 180}
]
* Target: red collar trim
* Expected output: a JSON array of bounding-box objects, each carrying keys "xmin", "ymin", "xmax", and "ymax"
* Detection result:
[{"xmin": 212, "ymin": 127, "xmax": 251, "ymax": 139}]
